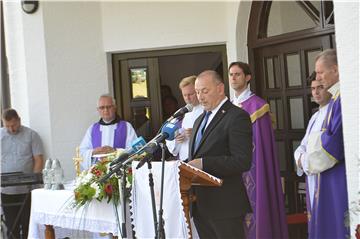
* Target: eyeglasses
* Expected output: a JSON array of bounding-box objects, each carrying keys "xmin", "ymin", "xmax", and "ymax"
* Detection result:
[{"xmin": 98, "ymin": 105, "xmax": 114, "ymax": 111}]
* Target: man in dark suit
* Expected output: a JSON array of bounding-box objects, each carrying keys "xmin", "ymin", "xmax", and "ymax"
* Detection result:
[{"xmin": 188, "ymin": 70, "xmax": 253, "ymax": 238}]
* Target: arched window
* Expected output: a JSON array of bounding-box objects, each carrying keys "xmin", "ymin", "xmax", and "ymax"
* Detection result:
[{"xmin": 264, "ymin": 1, "xmax": 334, "ymax": 38}]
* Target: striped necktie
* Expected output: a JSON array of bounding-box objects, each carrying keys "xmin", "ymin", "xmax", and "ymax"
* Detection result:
[{"xmin": 194, "ymin": 111, "xmax": 212, "ymax": 152}]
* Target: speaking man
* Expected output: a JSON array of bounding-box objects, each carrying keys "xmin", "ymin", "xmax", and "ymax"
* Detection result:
[{"xmin": 188, "ymin": 70, "xmax": 252, "ymax": 238}]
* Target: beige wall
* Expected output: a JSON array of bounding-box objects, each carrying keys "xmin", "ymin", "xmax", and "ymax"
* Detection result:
[
  {"xmin": 101, "ymin": 2, "xmax": 227, "ymax": 52},
  {"xmin": 334, "ymin": 1, "xmax": 360, "ymax": 235}
]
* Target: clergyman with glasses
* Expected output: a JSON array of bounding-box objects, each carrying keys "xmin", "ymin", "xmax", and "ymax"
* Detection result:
[{"xmin": 79, "ymin": 94, "xmax": 138, "ymax": 170}]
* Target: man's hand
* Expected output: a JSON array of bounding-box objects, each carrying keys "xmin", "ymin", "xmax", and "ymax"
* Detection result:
[
  {"xmin": 92, "ymin": 146, "xmax": 115, "ymax": 155},
  {"xmin": 297, "ymin": 154, "xmax": 303, "ymax": 170},
  {"xmin": 187, "ymin": 158, "xmax": 202, "ymax": 170},
  {"xmin": 175, "ymin": 133, "xmax": 186, "ymax": 143},
  {"xmin": 175, "ymin": 128, "xmax": 192, "ymax": 143},
  {"xmin": 33, "ymin": 155, "xmax": 44, "ymax": 173},
  {"xmin": 184, "ymin": 128, "xmax": 192, "ymax": 138}
]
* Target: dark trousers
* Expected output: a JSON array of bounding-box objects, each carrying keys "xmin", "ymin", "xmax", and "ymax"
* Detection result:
[
  {"xmin": 193, "ymin": 209, "xmax": 245, "ymax": 239},
  {"xmin": 1, "ymin": 193, "xmax": 31, "ymax": 239}
]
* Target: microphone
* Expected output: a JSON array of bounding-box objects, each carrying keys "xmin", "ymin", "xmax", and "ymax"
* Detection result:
[
  {"xmin": 167, "ymin": 104, "xmax": 193, "ymax": 121},
  {"xmin": 100, "ymin": 123, "xmax": 179, "ymax": 183},
  {"xmin": 136, "ymin": 122, "xmax": 179, "ymax": 169},
  {"xmin": 151, "ymin": 121, "xmax": 179, "ymax": 145},
  {"xmin": 109, "ymin": 136, "xmax": 146, "ymax": 166}
]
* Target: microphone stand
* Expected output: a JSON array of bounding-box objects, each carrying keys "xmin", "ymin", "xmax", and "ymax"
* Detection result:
[
  {"xmin": 100, "ymin": 155, "xmax": 140, "ymax": 238},
  {"xmin": 157, "ymin": 142, "xmax": 166, "ymax": 239},
  {"xmin": 140, "ymin": 141, "xmax": 167, "ymax": 239},
  {"xmin": 142, "ymin": 153, "xmax": 159, "ymax": 239},
  {"xmin": 116, "ymin": 167, "xmax": 127, "ymax": 238}
]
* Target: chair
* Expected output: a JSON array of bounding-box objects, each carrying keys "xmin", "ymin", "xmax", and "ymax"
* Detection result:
[{"xmin": 287, "ymin": 213, "xmax": 308, "ymax": 225}]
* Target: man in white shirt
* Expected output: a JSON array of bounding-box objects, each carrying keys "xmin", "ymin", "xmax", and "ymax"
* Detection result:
[
  {"xmin": 79, "ymin": 94, "xmax": 137, "ymax": 170},
  {"xmin": 166, "ymin": 76, "xmax": 203, "ymax": 161},
  {"xmin": 294, "ymin": 75, "xmax": 331, "ymax": 221}
]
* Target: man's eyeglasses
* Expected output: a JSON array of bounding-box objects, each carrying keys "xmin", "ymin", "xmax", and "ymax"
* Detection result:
[{"xmin": 98, "ymin": 105, "xmax": 114, "ymax": 111}]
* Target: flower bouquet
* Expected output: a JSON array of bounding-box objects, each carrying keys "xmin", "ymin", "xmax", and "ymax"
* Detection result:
[{"xmin": 73, "ymin": 154, "xmax": 132, "ymax": 208}]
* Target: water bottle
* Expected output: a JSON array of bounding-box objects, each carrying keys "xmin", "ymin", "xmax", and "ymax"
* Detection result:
[
  {"xmin": 50, "ymin": 158, "xmax": 64, "ymax": 190},
  {"xmin": 42, "ymin": 158, "xmax": 53, "ymax": 190}
]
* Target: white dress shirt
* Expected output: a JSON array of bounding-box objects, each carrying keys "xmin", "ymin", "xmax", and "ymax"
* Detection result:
[
  {"xmin": 204, "ymin": 97, "xmax": 228, "ymax": 130},
  {"xmin": 79, "ymin": 122, "xmax": 137, "ymax": 170},
  {"xmin": 166, "ymin": 104, "xmax": 203, "ymax": 161},
  {"xmin": 294, "ymin": 103, "xmax": 329, "ymax": 209}
]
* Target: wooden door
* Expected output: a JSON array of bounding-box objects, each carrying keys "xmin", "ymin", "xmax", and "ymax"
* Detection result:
[
  {"xmin": 112, "ymin": 45, "xmax": 228, "ymax": 142},
  {"xmin": 253, "ymin": 36, "xmax": 332, "ymax": 213},
  {"xmin": 113, "ymin": 58, "xmax": 162, "ymax": 141},
  {"xmin": 248, "ymin": 1, "xmax": 336, "ymax": 218}
]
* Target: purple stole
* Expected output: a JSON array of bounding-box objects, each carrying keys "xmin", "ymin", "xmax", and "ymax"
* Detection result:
[
  {"xmin": 309, "ymin": 93, "xmax": 349, "ymax": 238},
  {"xmin": 238, "ymin": 95, "xmax": 288, "ymax": 239},
  {"xmin": 91, "ymin": 121, "xmax": 127, "ymax": 149}
]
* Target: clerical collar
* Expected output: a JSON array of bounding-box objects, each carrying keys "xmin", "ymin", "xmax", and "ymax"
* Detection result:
[
  {"xmin": 328, "ymin": 81, "xmax": 340, "ymax": 96},
  {"xmin": 99, "ymin": 115, "xmax": 121, "ymax": 125},
  {"xmin": 233, "ymin": 85, "xmax": 253, "ymax": 104}
]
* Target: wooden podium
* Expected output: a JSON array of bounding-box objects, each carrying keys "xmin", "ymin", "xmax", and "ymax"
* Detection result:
[{"xmin": 179, "ymin": 162, "xmax": 223, "ymax": 238}]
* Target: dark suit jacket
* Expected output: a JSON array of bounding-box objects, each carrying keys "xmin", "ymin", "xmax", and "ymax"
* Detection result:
[{"xmin": 189, "ymin": 99, "xmax": 252, "ymax": 219}]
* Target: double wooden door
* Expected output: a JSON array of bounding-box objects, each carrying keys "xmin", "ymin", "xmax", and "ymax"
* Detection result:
[
  {"xmin": 112, "ymin": 45, "xmax": 228, "ymax": 142},
  {"xmin": 253, "ymin": 35, "xmax": 335, "ymax": 213}
]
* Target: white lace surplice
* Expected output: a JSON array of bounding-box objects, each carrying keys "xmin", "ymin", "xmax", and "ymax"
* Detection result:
[{"xmin": 130, "ymin": 161, "xmax": 190, "ymax": 238}]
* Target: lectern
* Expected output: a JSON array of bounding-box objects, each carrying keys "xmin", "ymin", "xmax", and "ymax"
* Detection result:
[{"xmin": 179, "ymin": 162, "xmax": 223, "ymax": 238}]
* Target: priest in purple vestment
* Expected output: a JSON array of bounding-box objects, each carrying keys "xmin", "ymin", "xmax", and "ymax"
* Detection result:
[
  {"xmin": 79, "ymin": 94, "xmax": 137, "ymax": 170},
  {"xmin": 228, "ymin": 62, "xmax": 288, "ymax": 239},
  {"xmin": 305, "ymin": 49, "xmax": 349, "ymax": 238}
]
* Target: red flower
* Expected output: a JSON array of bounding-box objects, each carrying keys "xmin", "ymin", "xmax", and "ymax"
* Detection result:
[
  {"xmin": 127, "ymin": 167, "xmax": 132, "ymax": 174},
  {"xmin": 91, "ymin": 168, "xmax": 103, "ymax": 177},
  {"xmin": 91, "ymin": 167, "xmax": 98, "ymax": 174},
  {"xmin": 95, "ymin": 170, "xmax": 103, "ymax": 177},
  {"xmin": 104, "ymin": 183, "xmax": 113, "ymax": 195}
]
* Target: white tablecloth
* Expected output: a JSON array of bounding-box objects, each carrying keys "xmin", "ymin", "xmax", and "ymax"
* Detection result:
[{"xmin": 28, "ymin": 188, "xmax": 131, "ymax": 239}]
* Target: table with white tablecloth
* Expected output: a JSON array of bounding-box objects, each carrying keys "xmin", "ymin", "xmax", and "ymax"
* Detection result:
[
  {"xmin": 29, "ymin": 161, "xmax": 199, "ymax": 239},
  {"xmin": 28, "ymin": 188, "xmax": 131, "ymax": 239}
]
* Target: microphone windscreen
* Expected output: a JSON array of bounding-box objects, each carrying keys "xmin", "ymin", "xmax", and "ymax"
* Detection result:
[
  {"xmin": 185, "ymin": 104, "xmax": 194, "ymax": 112},
  {"xmin": 161, "ymin": 122, "xmax": 179, "ymax": 140},
  {"xmin": 131, "ymin": 136, "xmax": 146, "ymax": 153}
]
